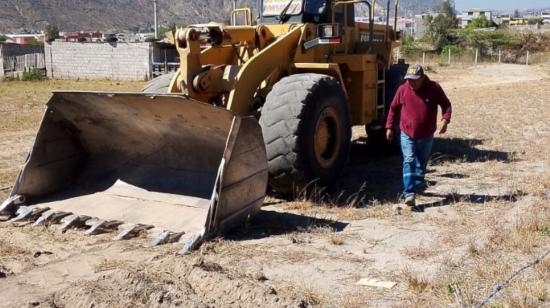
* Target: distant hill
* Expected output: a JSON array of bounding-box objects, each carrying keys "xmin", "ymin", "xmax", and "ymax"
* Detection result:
[{"xmin": 0, "ymin": 0, "xmax": 441, "ymax": 33}]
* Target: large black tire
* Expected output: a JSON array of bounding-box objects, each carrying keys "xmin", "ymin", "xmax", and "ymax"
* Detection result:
[
  {"xmin": 142, "ymin": 72, "xmax": 175, "ymax": 94},
  {"xmin": 259, "ymin": 74, "xmax": 351, "ymax": 195}
]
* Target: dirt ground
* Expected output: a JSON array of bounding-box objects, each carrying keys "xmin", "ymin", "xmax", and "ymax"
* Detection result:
[{"xmin": 0, "ymin": 63, "xmax": 549, "ymax": 307}]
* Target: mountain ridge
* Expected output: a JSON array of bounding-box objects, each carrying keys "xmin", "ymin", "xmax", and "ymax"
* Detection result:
[{"xmin": 0, "ymin": 0, "xmax": 441, "ymax": 33}]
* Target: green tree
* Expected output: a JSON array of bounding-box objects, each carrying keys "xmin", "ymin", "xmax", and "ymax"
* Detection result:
[
  {"xmin": 424, "ymin": 1, "xmax": 457, "ymax": 51},
  {"xmin": 27, "ymin": 38, "xmax": 44, "ymax": 46},
  {"xmin": 454, "ymin": 28, "xmax": 521, "ymax": 57},
  {"xmin": 0, "ymin": 35, "xmax": 7, "ymax": 42},
  {"xmin": 400, "ymin": 33, "xmax": 423, "ymax": 57},
  {"xmin": 158, "ymin": 23, "xmax": 177, "ymax": 39},
  {"xmin": 527, "ymin": 18, "xmax": 543, "ymax": 25},
  {"xmin": 44, "ymin": 24, "xmax": 59, "ymax": 42},
  {"xmin": 467, "ymin": 15, "xmax": 492, "ymax": 29}
]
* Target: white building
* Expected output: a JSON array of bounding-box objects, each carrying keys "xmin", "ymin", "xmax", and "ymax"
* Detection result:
[
  {"xmin": 460, "ymin": 9, "xmax": 493, "ymax": 28},
  {"xmin": 493, "ymin": 14, "xmax": 510, "ymax": 25},
  {"xmin": 391, "ymin": 17, "xmax": 416, "ymax": 36},
  {"xmin": 4, "ymin": 33, "xmax": 45, "ymax": 44},
  {"xmin": 414, "ymin": 12, "xmax": 440, "ymax": 39},
  {"xmin": 542, "ymin": 12, "xmax": 550, "ymax": 24}
]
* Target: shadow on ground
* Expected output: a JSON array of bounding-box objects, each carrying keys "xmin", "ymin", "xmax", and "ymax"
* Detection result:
[
  {"xmin": 330, "ymin": 137, "xmax": 512, "ymax": 205},
  {"xmin": 227, "ymin": 210, "xmax": 348, "ymax": 241},
  {"xmin": 247, "ymin": 136, "xmax": 513, "ymax": 240},
  {"xmin": 412, "ymin": 191, "xmax": 522, "ymax": 212},
  {"xmin": 430, "ymin": 137, "xmax": 512, "ymax": 164}
]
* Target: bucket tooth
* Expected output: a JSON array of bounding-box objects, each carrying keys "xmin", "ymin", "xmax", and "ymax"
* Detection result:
[
  {"xmin": 59, "ymin": 214, "xmax": 91, "ymax": 232},
  {"xmin": 10, "ymin": 206, "xmax": 49, "ymax": 222},
  {"xmin": 178, "ymin": 231, "xmax": 205, "ymax": 255},
  {"xmin": 0, "ymin": 195, "xmax": 26, "ymax": 215},
  {"xmin": 144, "ymin": 230, "xmax": 184, "ymax": 248},
  {"xmin": 144, "ymin": 230, "xmax": 170, "ymax": 248},
  {"xmin": 84, "ymin": 219, "xmax": 123, "ymax": 236},
  {"xmin": 33, "ymin": 211, "xmax": 71, "ymax": 226},
  {"xmin": 113, "ymin": 224, "xmax": 154, "ymax": 241}
]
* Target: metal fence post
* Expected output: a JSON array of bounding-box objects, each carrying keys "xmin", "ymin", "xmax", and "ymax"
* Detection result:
[
  {"xmin": 422, "ymin": 52, "xmax": 425, "ymax": 65},
  {"xmin": 526, "ymin": 51, "xmax": 529, "ymax": 65},
  {"xmin": 448, "ymin": 48, "xmax": 451, "ymax": 65},
  {"xmin": 475, "ymin": 48, "xmax": 479, "ymax": 65},
  {"xmin": 498, "ymin": 49, "xmax": 501, "ymax": 63}
]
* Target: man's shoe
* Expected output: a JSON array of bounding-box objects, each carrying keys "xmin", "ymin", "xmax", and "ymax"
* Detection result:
[{"xmin": 404, "ymin": 194, "xmax": 416, "ymax": 207}]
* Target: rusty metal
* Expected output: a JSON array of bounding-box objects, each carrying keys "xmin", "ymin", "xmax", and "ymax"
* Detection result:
[{"xmin": 3, "ymin": 92, "xmax": 268, "ymax": 251}]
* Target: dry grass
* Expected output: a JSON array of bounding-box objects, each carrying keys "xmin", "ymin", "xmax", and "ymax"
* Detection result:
[
  {"xmin": 411, "ymin": 200, "xmax": 550, "ymax": 306},
  {"xmin": 0, "ymin": 169, "xmax": 18, "ymax": 200},
  {"xmin": 403, "ymin": 242, "xmax": 437, "ymax": 260},
  {"xmin": 94, "ymin": 258, "xmax": 129, "ymax": 273},
  {"xmin": 0, "ymin": 238, "xmax": 30, "ymax": 256},
  {"xmin": 328, "ymin": 233, "xmax": 345, "ymax": 245},
  {"xmin": 0, "ymin": 79, "xmax": 145, "ymax": 201},
  {"xmin": 0, "ymin": 79, "xmax": 145, "ymax": 132},
  {"xmin": 393, "ymin": 67, "xmax": 550, "ymax": 305},
  {"xmin": 402, "ymin": 267, "xmax": 431, "ymax": 294},
  {"xmin": 283, "ymin": 198, "xmax": 393, "ymax": 221},
  {"xmin": 277, "ymin": 282, "xmax": 324, "ymax": 306},
  {"xmin": 1, "ymin": 65, "xmax": 550, "ymax": 306}
]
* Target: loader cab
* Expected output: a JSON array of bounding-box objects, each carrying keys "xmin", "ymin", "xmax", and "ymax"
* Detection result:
[{"xmin": 258, "ymin": 0, "xmax": 354, "ymax": 26}]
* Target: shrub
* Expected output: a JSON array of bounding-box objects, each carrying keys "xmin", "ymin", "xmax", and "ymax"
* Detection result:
[
  {"xmin": 441, "ymin": 45, "xmax": 460, "ymax": 56},
  {"xmin": 400, "ymin": 34, "xmax": 423, "ymax": 58},
  {"xmin": 20, "ymin": 69, "xmax": 46, "ymax": 81}
]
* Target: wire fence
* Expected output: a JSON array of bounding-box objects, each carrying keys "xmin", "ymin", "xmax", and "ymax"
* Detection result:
[
  {"xmin": 473, "ymin": 248, "xmax": 550, "ymax": 308},
  {"xmin": 396, "ymin": 48, "xmax": 550, "ymax": 66}
]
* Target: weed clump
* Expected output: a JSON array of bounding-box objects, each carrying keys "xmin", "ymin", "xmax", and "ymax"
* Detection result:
[{"xmin": 20, "ymin": 69, "xmax": 46, "ymax": 81}]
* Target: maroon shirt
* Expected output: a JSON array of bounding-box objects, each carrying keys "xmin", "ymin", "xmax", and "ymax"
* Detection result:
[{"xmin": 385, "ymin": 76, "xmax": 452, "ymax": 139}]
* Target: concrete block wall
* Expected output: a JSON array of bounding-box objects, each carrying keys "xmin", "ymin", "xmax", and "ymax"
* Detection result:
[{"xmin": 45, "ymin": 41, "xmax": 152, "ymax": 80}]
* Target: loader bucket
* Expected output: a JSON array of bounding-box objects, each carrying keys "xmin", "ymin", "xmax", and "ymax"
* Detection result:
[{"xmin": 1, "ymin": 92, "xmax": 268, "ymax": 253}]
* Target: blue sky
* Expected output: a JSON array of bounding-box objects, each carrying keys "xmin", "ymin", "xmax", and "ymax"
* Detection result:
[{"xmin": 455, "ymin": 0, "xmax": 549, "ymax": 11}]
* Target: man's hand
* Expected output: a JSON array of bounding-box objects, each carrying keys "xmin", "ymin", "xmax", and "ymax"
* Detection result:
[
  {"xmin": 386, "ymin": 129, "xmax": 394, "ymax": 142},
  {"xmin": 438, "ymin": 119, "xmax": 449, "ymax": 134}
]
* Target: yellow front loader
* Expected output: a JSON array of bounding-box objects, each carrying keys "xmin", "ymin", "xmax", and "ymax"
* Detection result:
[{"xmin": 2, "ymin": 0, "xmax": 406, "ymax": 252}]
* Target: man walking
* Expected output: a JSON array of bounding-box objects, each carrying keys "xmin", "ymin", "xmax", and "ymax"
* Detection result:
[{"xmin": 386, "ymin": 64, "xmax": 452, "ymax": 208}]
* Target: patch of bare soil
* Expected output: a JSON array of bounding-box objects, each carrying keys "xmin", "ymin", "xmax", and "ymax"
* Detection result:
[{"xmin": 0, "ymin": 64, "xmax": 549, "ymax": 307}]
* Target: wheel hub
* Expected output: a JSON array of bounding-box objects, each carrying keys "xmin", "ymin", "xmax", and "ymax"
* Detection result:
[{"xmin": 314, "ymin": 106, "xmax": 341, "ymax": 169}]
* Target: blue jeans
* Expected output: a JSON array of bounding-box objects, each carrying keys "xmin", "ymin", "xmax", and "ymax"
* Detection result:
[{"xmin": 400, "ymin": 131, "xmax": 434, "ymax": 197}]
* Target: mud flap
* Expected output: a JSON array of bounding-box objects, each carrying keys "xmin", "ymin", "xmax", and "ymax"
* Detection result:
[{"xmin": 2, "ymin": 92, "xmax": 268, "ymax": 252}]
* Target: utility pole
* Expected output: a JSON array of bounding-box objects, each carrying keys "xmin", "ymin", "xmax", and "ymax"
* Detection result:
[{"xmin": 153, "ymin": 0, "xmax": 158, "ymax": 39}]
